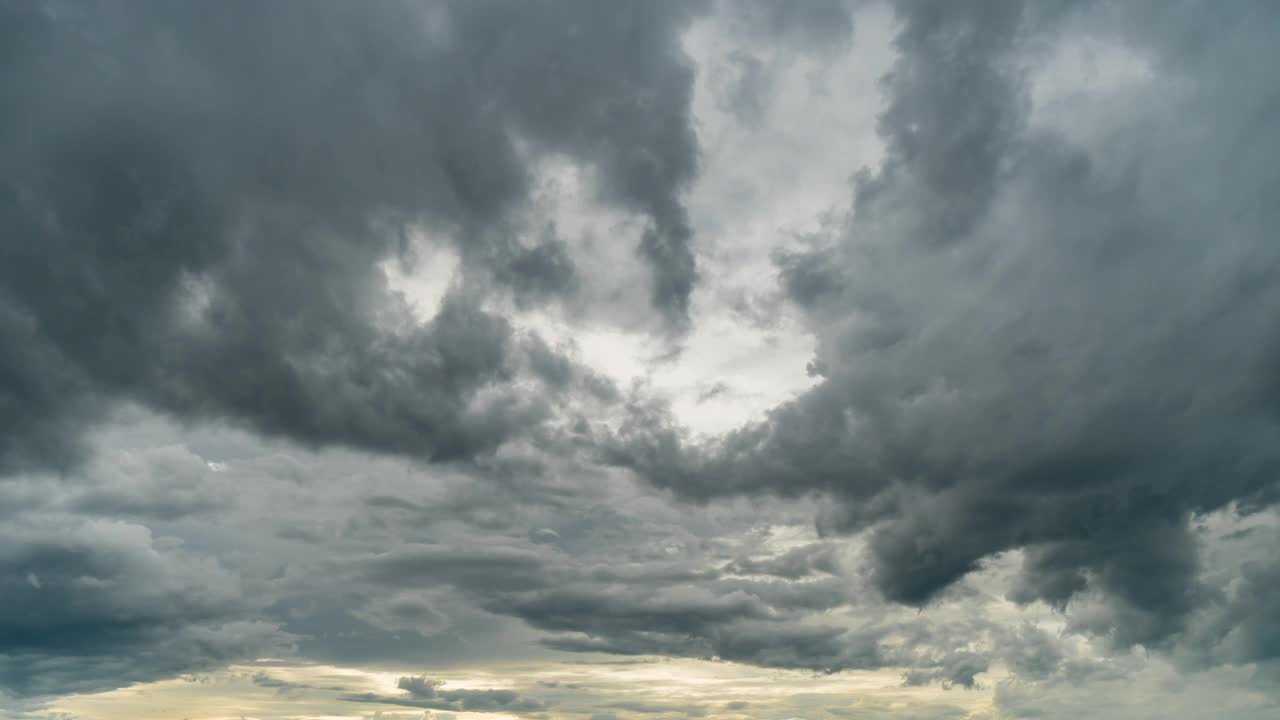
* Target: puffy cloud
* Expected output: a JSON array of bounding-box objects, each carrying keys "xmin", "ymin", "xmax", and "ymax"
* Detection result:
[
  {"xmin": 0, "ymin": 0, "xmax": 705, "ymax": 476},
  {"xmin": 609, "ymin": 0, "xmax": 1280, "ymax": 650}
]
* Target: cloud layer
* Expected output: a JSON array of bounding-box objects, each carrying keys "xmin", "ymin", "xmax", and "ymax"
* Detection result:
[{"xmin": 3, "ymin": 1, "xmax": 1280, "ymax": 719}]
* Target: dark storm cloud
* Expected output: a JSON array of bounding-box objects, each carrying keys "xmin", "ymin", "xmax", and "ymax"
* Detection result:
[
  {"xmin": 608, "ymin": 0, "xmax": 1280, "ymax": 651},
  {"xmin": 0, "ymin": 0, "xmax": 704, "ymax": 475},
  {"xmin": 0, "ymin": 517, "xmax": 286, "ymax": 696}
]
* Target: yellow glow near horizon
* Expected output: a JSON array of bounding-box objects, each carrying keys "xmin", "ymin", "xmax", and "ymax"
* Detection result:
[{"xmin": 50, "ymin": 656, "xmax": 990, "ymax": 720}]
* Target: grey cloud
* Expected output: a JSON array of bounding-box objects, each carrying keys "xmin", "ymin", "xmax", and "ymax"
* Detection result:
[
  {"xmin": 355, "ymin": 536, "xmax": 872, "ymax": 670},
  {"xmin": 343, "ymin": 675, "xmax": 548, "ymax": 714},
  {"xmin": 0, "ymin": 0, "xmax": 705, "ymax": 476},
  {"xmin": 353, "ymin": 532, "xmax": 1001, "ymax": 676},
  {"xmin": 529, "ymin": 528, "xmax": 561, "ymax": 545},
  {"xmin": 455, "ymin": 0, "xmax": 708, "ymax": 329},
  {"xmin": 853, "ymin": 0, "xmax": 1028, "ymax": 246},
  {"xmin": 987, "ymin": 658, "xmax": 1280, "ymax": 720},
  {"xmin": 705, "ymin": 0, "xmax": 860, "ymax": 130},
  {"xmin": 996, "ymin": 624, "xmax": 1066, "ymax": 681},
  {"xmin": 231, "ymin": 449, "xmax": 1080, "ymax": 695},
  {"xmin": 350, "ymin": 591, "xmax": 450, "ymax": 637},
  {"xmin": 10, "ymin": 1, "xmax": 1280, "ymax": 710},
  {"xmin": 725, "ymin": 543, "xmax": 839, "ymax": 579},
  {"xmin": 250, "ymin": 671, "xmax": 298, "ymax": 690},
  {"xmin": 62, "ymin": 444, "xmax": 230, "ymax": 521},
  {"xmin": 266, "ymin": 589, "xmax": 527, "ymax": 670},
  {"xmin": 533, "ymin": 621, "xmax": 878, "ymax": 674},
  {"xmin": 494, "ymin": 584, "xmax": 775, "ymax": 637},
  {"xmin": 713, "ymin": 51, "xmax": 773, "ymax": 126},
  {"xmin": 722, "ymin": 0, "xmax": 857, "ymax": 53},
  {"xmin": 773, "ymin": 246, "xmax": 844, "ymax": 309},
  {"xmin": 361, "ymin": 544, "xmax": 553, "ymax": 593},
  {"xmin": 0, "ymin": 441, "xmax": 230, "ymax": 524},
  {"xmin": 0, "ymin": 404, "xmax": 1105, "ymax": 699},
  {"xmin": 1210, "ymin": 556, "xmax": 1280, "ymax": 665},
  {"xmin": 144, "ymin": 428, "xmax": 1103, "ymax": 698},
  {"xmin": 0, "ymin": 517, "xmax": 287, "ymax": 696},
  {"xmin": 247, "ymin": 670, "xmax": 339, "ymax": 695},
  {"xmin": 399, "ymin": 675, "xmax": 444, "ymax": 699},
  {"xmin": 608, "ymin": 0, "xmax": 1280, "ymax": 653},
  {"xmin": 1175, "ymin": 522, "xmax": 1280, "ymax": 671},
  {"xmin": 902, "ymin": 651, "xmax": 987, "ymax": 689}
]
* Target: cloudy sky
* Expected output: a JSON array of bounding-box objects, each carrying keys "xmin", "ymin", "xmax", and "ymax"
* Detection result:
[{"xmin": 3, "ymin": 1, "xmax": 1280, "ymax": 719}]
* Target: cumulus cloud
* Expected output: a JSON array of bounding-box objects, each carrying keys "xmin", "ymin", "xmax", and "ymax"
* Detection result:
[
  {"xmin": 609, "ymin": 0, "xmax": 1280, "ymax": 650},
  {"xmin": 0, "ymin": 0, "xmax": 705, "ymax": 476},
  {"xmin": 4, "ymin": 1, "xmax": 1280, "ymax": 716}
]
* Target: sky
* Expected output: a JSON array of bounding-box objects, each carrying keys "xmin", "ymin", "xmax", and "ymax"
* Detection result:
[{"xmin": 2, "ymin": 1, "xmax": 1280, "ymax": 719}]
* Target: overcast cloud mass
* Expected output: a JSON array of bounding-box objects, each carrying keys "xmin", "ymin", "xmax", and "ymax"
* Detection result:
[{"xmin": 3, "ymin": 1, "xmax": 1280, "ymax": 719}]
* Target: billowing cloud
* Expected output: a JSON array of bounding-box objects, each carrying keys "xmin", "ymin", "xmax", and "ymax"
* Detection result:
[
  {"xmin": 609, "ymin": 0, "xmax": 1280, "ymax": 650},
  {"xmin": 3, "ymin": 1, "xmax": 1280, "ymax": 718},
  {"xmin": 0, "ymin": 0, "xmax": 705, "ymax": 476}
]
